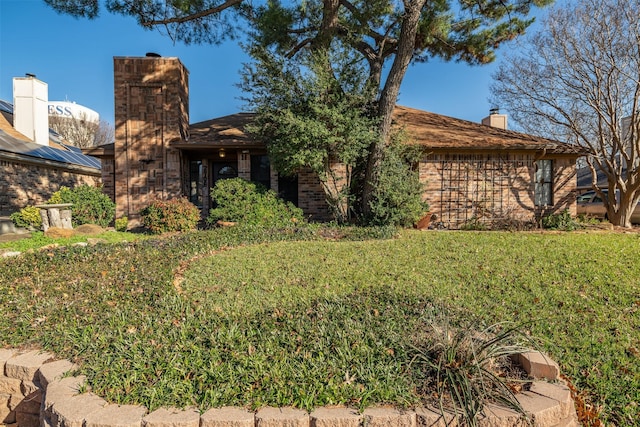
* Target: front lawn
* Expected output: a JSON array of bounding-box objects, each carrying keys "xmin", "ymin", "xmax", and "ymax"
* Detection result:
[{"xmin": 0, "ymin": 227, "xmax": 638, "ymax": 425}]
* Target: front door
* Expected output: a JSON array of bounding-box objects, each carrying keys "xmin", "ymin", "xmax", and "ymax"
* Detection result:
[{"xmin": 212, "ymin": 162, "xmax": 238, "ymax": 186}]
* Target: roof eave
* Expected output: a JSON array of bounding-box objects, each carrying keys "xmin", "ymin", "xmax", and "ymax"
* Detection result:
[{"xmin": 0, "ymin": 150, "xmax": 102, "ymax": 175}]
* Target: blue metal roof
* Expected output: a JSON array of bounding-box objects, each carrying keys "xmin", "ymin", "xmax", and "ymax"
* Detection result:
[{"xmin": 0, "ymin": 100, "xmax": 13, "ymax": 114}]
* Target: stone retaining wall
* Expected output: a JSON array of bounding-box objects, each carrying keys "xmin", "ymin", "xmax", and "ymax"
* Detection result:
[{"xmin": 0, "ymin": 348, "xmax": 578, "ymax": 427}]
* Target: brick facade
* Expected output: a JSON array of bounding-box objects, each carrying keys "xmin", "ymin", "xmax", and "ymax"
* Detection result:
[
  {"xmin": 99, "ymin": 55, "xmax": 583, "ymax": 227},
  {"xmin": 419, "ymin": 152, "xmax": 577, "ymax": 228},
  {"xmin": 112, "ymin": 56, "xmax": 189, "ymax": 222},
  {"xmin": 297, "ymin": 167, "xmax": 333, "ymax": 221},
  {"xmin": 0, "ymin": 158, "xmax": 100, "ymax": 215}
]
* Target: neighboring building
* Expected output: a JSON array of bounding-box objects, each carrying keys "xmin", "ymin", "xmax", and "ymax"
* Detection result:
[
  {"xmin": 48, "ymin": 100, "xmax": 101, "ymax": 148},
  {"xmin": 0, "ymin": 75, "xmax": 102, "ymax": 216},
  {"xmin": 49, "ymin": 101, "xmax": 100, "ymax": 124},
  {"xmin": 87, "ymin": 54, "xmax": 585, "ymax": 228}
]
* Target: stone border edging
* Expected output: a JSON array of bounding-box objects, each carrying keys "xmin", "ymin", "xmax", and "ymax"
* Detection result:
[{"xmin": 0, "ymin": 348, "xmax": 579, "ymax": 427}]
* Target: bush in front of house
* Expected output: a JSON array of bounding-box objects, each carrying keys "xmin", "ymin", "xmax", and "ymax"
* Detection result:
[
  {"xmin": 115, "ymin": 216, "xmax": 129, "ymax": 232},
  {"xmin": 541, "ymin": 209, "xmax": 582, "ymax": 231},
  {"xmin": 207, "ymin": 177, "xmax": 305, "ymax": 228},
  {"xmin": 47, "ymin": 185, "xmax": 115, "ymax": 228},
  {"xmin": 10, "ymin": 205, "xmax": 43, "ymax": 229},
  {"xmin": 140, "ymin": 198, "xmax": 201, "ymax": 234},
  {"xmin": 366, "ymin": 138, "xmax": 428, "ymax": 227}
]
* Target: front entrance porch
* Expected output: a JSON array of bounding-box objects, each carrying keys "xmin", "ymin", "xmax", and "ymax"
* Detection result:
[{"xmin": 181, "ymin": 147, "xmax": 299, "ymax": 218}]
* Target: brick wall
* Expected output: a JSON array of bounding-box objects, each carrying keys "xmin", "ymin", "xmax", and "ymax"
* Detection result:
[
  {"xmin": 100, "ymin": 157, "xmax": 115, "ymax": 203},
  {"xmin": 113, "ymin": 56, "xmax": 189, "ymax": 223},
  {"xmin": 419, "ymin": 152, "xmax": 577, "ymax": 228},
  {"xmin": 0, "ymin": 159, "xmax": 101, "ymax": 215},
  {"xmin": 297, "ymin": 167, "xmax": 334, "ymax": 221}
]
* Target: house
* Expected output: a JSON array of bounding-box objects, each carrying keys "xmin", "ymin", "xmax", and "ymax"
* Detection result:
[
  {"xmin": 397, "ymin": 107, "xmax": 585, "ymax": 227},
  {"xmin": 86, "ymin": 54, "xmax": 585, "ymax": 229},
  {"xmin": 0, "ymin": 75, "xmax": 102, "ymax": 216}
]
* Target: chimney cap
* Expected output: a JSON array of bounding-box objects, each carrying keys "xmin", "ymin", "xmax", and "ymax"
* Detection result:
[
  {"xmin": 489, "ymin": 107, "xmax": 500, "ymax": 115},
  {"xmin": 146, "ymin": 52, "xmax": 161, "ymax": 58},
  {"xmin": 25, "ymin": 73, "xmax": 37, "ymax": 78}
]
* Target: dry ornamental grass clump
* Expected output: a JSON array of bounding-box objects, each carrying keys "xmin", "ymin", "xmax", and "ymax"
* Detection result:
[{"xmin": 409, "ymin": 316, "xmax": 537, "ymax": 426}]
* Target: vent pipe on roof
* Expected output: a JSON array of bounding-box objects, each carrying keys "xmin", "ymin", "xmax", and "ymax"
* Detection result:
[
  {"xmin": 13, "ymin": 75, "xmax": 49, "ymax": 145},
  {"xmin": 482, "ymin": 108, "xmax": 508, "ymax": 130}
]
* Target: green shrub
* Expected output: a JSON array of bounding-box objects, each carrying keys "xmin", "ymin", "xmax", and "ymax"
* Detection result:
[
  {"xmin": 575, "ymin": 213, "xmax": 602, "ymax": 225},
  {"xmin": 207, "ymin": 178, "xmax": 305, "ymax": 227},
  {"xmin": 140, "ymin": 198, "xmax": 201, "ymax": 234},
  {"xmin": 541, "ymin": 209, "xmax": 581, "ymax": 231},
  {"xmin": 47, "ymin": 185, "xmax": 115, "ymax": 227},
  {"xmin": 115, "ymin": 217, "xmax": 128, "ymax": 232},
  {"xmin": 10, "ymin": 206, "xmax": 43, "ymax": 229},
  {"xmin": 46, "ymin": 186, "xmax": 70, "ymax": 205},
  {"xmin": 366, "ymin": 138, "xmax": 428, "ymax": 227},
  {"xmin": 460, "ymin": 217, "xmax": 488, "ymax": 231}
]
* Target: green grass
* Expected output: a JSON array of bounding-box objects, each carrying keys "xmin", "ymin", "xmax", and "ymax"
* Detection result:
[
  {"xmin": 0, "ymin": 227, "xmax": 638, "ymax": 425},
  {"xmin": 0, "ymin": 230, "xmax": 147, "ymax": 252}
]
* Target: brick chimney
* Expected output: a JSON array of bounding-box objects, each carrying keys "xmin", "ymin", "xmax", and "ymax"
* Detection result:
[
  {"xmin": 112, "ymin": 54, "xmax": 189, "ymax": 222},
  {"xmin": 482, "ymin": 108, "xmax": 508, "ymax": 130},
  {"xmin": 13, "ymin": 74, "xmax": 49, "ymax": 145}
]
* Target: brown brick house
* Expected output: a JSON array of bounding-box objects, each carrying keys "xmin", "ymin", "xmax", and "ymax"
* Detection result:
[
  {"xmin": 0, "ymin": 76, "xmax": 102, "ymax": 216},
  {"xmin": 395, "ymin": 107, "xmax": 585, "ymax": 227},
  {"xmin": 86, "ymin": 54, "xmax": 585, "ymax": 228}
]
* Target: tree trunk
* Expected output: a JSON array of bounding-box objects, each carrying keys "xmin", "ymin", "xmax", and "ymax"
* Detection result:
[
  {"xmin": 361, "ymin": 0, "xmax": 427, "ymax": 216},
  {"xmin": 610, "ymin": 190, "xmax": 640, "ymax": 228}
]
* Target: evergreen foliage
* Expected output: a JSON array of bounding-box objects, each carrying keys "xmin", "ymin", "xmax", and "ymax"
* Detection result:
[
  {"xmin": 207, "ymin": 177, "xmax": 305, "ymax": 227},
  {"xmin": 140, "ymin": 198, "xmax": 201, "ymax": 234},
  {"xmin": 10, "ymin": 206, "xmax": 43, "ymax": 229},
  {"xmin": 47, "ymin": 185, "xmax": 115, "ymax": 228},
  {"xmin": 242, "ymin": 47, "xmax": 376, "ymax": 223},
  {"xmin": 366, "ymin": 137, "xmax": 428, "ymax": 227}
]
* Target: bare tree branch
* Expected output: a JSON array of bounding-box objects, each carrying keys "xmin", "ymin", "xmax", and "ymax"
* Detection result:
[{"xmin": 491, "ymin": 0, "xmax": 640, "ymax": 227}]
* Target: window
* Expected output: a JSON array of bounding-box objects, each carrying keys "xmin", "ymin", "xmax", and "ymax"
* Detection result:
[
  {"xmin": 535, "ymin": 159, "xmax": 553, "ymax": 206},
  {"xmin": 251, "ymin": 155, "xmax": 271, "ymax": 189},
  {"xmin": 278, "ymin": 174, "xmax": 298, "ymax": 206},
  {"xmin": 189, "ymin": 160, "xmax": 203, "ymax": 208},
  {"xmin": 217, "ymin": 165, "xmax": 237, "ymax": 179},
  {"xmin": 576, "ymin": 192, "xmax": 595, "ymax": 203}
]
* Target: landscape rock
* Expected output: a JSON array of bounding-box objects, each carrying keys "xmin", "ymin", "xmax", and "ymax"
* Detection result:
[
  {"xmin": 201, "ymin": 406, "xmax": 254, "ymax": 427},
  {"xmin": 143, "ymin": 407, "xmax": 201, "ymax": 427},
  {"xmin": 75, "ymin": 224, "xmax": 105, "ymax": 235},
  {"xmin": 5, "ymin": 350, "xmax": 55, "ymax": 382},
  {"xmin": 44, "ymin": 227, "xmax": 75, "ymax": 239}
]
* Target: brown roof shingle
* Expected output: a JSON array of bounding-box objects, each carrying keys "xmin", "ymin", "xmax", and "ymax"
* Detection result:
[
  {"xmin": 393, "ymin": 106, "xmax": 585, "ymax": 155},
  {"xmin": 173, "ymin": 106, "xmax": 586, "ymax": 156},
  {"xmin": 174, "ymin": 113, "xmax": 259, "ymax": 148}
]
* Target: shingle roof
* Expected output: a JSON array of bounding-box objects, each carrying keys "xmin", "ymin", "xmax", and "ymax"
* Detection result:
[
  {"xmin": 173, "ymin": 113, "xmax": 259, "ymax": 148},
  {"xmin": 393, "ymin": 106, "xmax": 586, "ymax": 155},
  {"xmin": 173, "ymin": 106, "xmax": 586, "ymax": 156}
]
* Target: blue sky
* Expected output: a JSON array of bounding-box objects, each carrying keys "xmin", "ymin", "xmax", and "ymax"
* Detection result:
[{"xmin": 0, "ymin": 0, "xmax": 544, "ymax": 127}]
